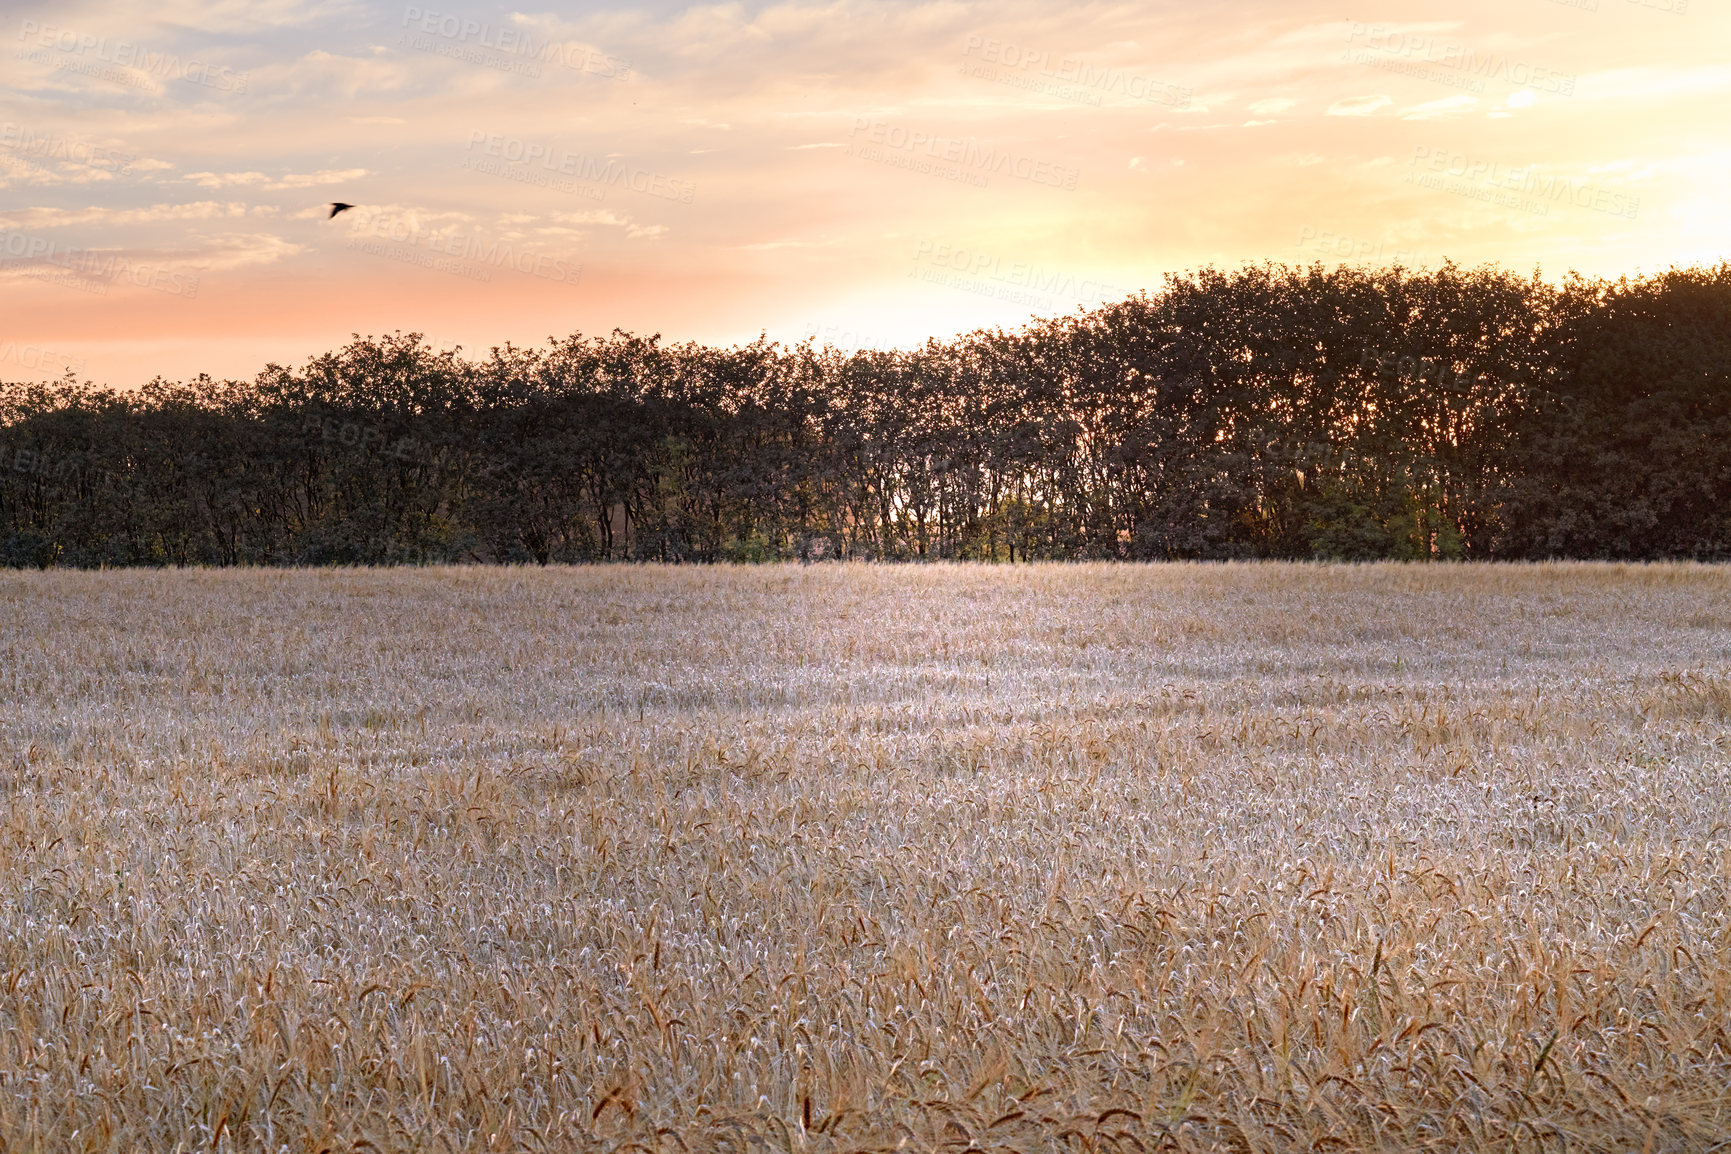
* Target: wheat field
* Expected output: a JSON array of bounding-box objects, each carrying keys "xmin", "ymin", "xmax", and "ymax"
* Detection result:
[{"xmin": 1, "ymin": 563, "xmax": 1729, "ymax": 1152}]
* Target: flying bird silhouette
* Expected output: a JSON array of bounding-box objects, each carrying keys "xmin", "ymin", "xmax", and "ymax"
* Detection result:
[{"xmin": 328, "ymin": 202, "xmax": 355, "ymax": 219}]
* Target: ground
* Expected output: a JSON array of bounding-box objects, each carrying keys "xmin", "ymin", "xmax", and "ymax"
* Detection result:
[{"xmin": 1, "ymin": 562, "xmax": 1728, "ymax": 1152}]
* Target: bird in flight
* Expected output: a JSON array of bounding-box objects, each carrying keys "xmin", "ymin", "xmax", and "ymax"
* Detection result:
[{"xmin": 328, "ymin": 202, "xmax": 355, "ymax": 219}]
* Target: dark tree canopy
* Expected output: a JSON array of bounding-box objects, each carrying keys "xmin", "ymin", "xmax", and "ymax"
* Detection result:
[{"xmin": 5, "ymin": 261, "xmax": 1729, "ymax": 566}]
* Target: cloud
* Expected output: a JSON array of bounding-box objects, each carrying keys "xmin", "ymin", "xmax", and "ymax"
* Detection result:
[
  {"xmin": 264, "ymin": 49, "xmax": 427, "ymax": 102},
  {"xmin": 270, "ymin": 169, "xmax": 369, "ymax": 190},
  {"xmin": 186, "ymin": 172, "xmax": 272, "ymax": 189},
  {"xmin": 0, "ymin": 154, "xmax": 125, "ymax": 189},
  {"xmin": 1400, "ymin": 95, "xmax": 1478, "ymax": 120},
  {"xmin": 185, "ymin": 169, "xmax": 368, "ymax": 191},
  {"xmin": 186, "ymin": 233, "xmax": 306, "ymax": 271},
  {"xmin": 1327, "ymin": 95, "xmax": 1393, "ymax": 117},
  {"xmin": 1247, "ymin": 97, "xmax": 1297, "ymax": 116},
  {"xmin": 732, "ymin": 239, "xmax": 838, "ymax": 250},
  {"xmin": 0, "ymin": 202, "xmax": 261, "ymax": 229},
  {"xmin": 149, "ymin": 0, "xmax": 360, "ymax": 32},
  {"xmin": 553, "ymin": 210, "xmax": 634, "ymax": 227},
  {"xmin": 1574, "ymin": 64, "xmax": 1731, "ymax": 102},
  {"xmin": 544, "ymin": 209, "xmax": 665, "ymax": 241}
]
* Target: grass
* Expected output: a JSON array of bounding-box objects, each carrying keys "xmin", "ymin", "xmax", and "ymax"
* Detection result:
[{"xmin": 1, "ymin": 561, "xmax": 1729, "ymax": 1152}]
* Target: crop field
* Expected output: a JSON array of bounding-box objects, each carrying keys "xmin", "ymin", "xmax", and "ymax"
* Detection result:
[{"xmin": 2, "ymin": 563, "xmax": 1729, "ymax": 1153}]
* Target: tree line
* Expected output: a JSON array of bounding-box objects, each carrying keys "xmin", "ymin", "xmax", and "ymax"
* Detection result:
[{"xmin": 3, "ymin": 261, "xmax": 1728, "ymax": 566}]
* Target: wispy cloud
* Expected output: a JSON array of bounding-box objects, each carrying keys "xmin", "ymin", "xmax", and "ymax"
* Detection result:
[
  {"xmin": 1, "ymin": 202, "xmax": 268, "ymax": 229},
  {"xmin": 1401, "ymin": 95, "xmax": 1478, "ymax": 120},
  {"xmin": 1327, "ymin": 94, "xmax": 1393, "ymax": 117}
]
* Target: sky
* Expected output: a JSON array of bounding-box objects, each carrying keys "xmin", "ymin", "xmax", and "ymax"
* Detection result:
[{"xmin": 2, "ymin": 0, "xmax": 1727, "ymax": 387}]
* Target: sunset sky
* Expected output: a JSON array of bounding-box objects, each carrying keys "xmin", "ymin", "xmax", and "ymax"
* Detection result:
[{"xmin": 2, "ymin": 0, "xmax": 1726, "ymax": 387}]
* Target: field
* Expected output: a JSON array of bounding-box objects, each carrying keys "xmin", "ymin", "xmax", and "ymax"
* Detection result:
[{"xmin": 2, "ymin": 563, "xmax": 1729, "ymax": 1153}]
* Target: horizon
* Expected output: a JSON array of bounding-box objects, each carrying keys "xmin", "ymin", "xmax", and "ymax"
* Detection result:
[
  {"xmin": 4, "ymin": 0, "xmax": 1727, "ymax": 388},
  {"xmin": 12, "ymin": 257, "xmax": 1731, "ymax": 392}
]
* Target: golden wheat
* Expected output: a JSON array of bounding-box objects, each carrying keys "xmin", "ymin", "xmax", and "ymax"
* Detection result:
[{"xmin": 1, "ymin": 562, "xmax": 1728, "ymax": 1152}]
